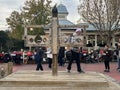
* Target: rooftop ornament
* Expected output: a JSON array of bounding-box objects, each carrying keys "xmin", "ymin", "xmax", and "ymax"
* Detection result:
[{"xmin": 52, "ymin": 4, "xmax": 58, "ymax": 17}]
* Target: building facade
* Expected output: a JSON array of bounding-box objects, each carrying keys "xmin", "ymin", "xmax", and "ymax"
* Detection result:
[{"xmin": 24, "ymin": 4, "xmax": 120, "ymax": 50}]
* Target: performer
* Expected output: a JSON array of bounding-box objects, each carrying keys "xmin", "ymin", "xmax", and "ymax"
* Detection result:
[
  {"xmin": 67, "ymin": 47, "xmax": 84, "ymax": 73},
  {"xmin": 103, "ymin": 45, "xmax": 111, "ymax": 72},
  {"xmin": 67, "ymin": 28, "xmax": 84, "ymax": 73},
  {"xmin": 35, "ymin": 48, "xmax": 44, "ymax": 71}
]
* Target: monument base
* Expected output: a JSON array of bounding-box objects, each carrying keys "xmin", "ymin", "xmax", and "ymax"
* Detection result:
[{"xmin": 0, "ymin": 70, "xmax": 120, "ymax": 90}]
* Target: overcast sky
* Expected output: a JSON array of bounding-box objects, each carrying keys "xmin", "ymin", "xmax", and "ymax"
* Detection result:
[{"xmin": 0, "ymin": 0, "xmax": 80, "ymax": 30}]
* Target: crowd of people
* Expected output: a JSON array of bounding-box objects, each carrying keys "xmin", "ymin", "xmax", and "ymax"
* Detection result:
[
  {"xmin": 1, "ymin": 28, "xmax": 120, "ymax": 73},
  {"xmin": 0, "ymin": 44, "xmax": 120, "ymax": 73},
  {"xmin": 33, "ymin": 44, "xmax": 120, "ymax": 73},
  {"xmin": 0, "ymin": 51, "xmax": 33, "ymax": 64}
]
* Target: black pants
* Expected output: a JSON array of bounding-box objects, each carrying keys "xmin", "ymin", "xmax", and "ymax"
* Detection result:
[
  {"xmin": 67, "ymin": 58, "xmax": 82, "ymax": 72},
  {"xmin": 36, "ymin": 60, "xmax": 43, "ymax": 71},
  {"xmin": 47, "ymin": 58, "xmax": 52, "ymax": 68},
  {"xmin": 58, "ymin": 57, "xmax": 64, "ymax": 66},
  {"xmin": 104, "ymin": 61, "xmax": 110, "ymax": 70}
]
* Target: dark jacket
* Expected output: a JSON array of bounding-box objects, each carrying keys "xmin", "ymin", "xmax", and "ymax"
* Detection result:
[
  {"xmin": 71, "ymin": 47, "xmax": 80, "ymax": 60},
  {"xmin": 103, "ymin": 50, "xmax": 111, "ymax": 61},
  {"xmin": 58, "ymin": 47, "xmax": 65, "ymax": 58},
  {"xmin": 115, "ymin": 49, "xmax": 120, "ymax": 56},
  {"xmin": 66, "ymin": 50, "xmax": 72, "ymax": 61},
  {"xmin": 3, "ymin": 53, "xmax": 12, "ymax": 63},
  {"xmin": 35, "ymin": 49, "xmax": 44, "ymax": 63}
]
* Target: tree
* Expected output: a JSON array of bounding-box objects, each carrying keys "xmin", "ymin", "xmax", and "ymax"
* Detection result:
[
  {"xmin": 6, "ymin": 11, "xmax": 24, "ymax": 40},
  {"xmin": 6, "ymin": 0, "xmax": 52, "ymax": 50},
  {"xmin": 21, "ymin": 0, "xmax": 52, "ymax": 35},
  {"xmin": 0, "ymin": 31, "xmax": 9, "ymax": 51},
  {"xmin": 6, "ymin": 0, "xmax": 52, "ymax": 38},
  {"xmin": 79, "ymin": 0, "xmax": 120, "ymax": 46}
]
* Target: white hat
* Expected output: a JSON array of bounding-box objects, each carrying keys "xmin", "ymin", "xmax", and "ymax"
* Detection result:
[{"xmin": 75, "ymin": 28, "xmax": 81, "ymax": 32}]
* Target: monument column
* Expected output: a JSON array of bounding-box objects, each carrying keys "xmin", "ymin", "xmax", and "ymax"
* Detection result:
[
  {"xmin": 24, "ymin": 27, "xmax": 28, "ymax": 47},
  {"xmin": 95, "ymin": 35, "xmax": 98, "ymax": 49},
  {"xmin": 51, "ymin": 5, "xmax": 58, "ymax": 76},
  {"xmin": 83, "ymin": 26, "xmax": 87, "ymax": 47},
  {"xmin": 112, "ymin": 35, "xmax": 115, "ymax": 47},
  {"xmin": 24, "ymin": 27, "xmax": 27, "ymax": 36},
  {"xmin": 86, "ymin": 35, "xmax": 88, "ymax": 44}
]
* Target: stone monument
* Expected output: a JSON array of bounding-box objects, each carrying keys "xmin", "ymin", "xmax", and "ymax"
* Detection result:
[{"xmin": 51, "ymin": 4, "xmax": 59, "ymax": 76}]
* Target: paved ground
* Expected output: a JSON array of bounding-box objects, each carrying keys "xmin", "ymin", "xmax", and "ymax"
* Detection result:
[{"xmin": 13, "ymin": 62, "xmax": 120, "ymax": 83}]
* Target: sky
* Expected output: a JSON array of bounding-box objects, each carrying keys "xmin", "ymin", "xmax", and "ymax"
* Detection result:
[{"xmin": 0, "ymin": 0, "xmax": 80, "ymax": 30}]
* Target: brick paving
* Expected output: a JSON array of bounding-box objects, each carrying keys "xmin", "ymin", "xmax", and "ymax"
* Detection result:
[{"xmin": 13, "ymin": 62, "xmax": 120, "ymax": 83}]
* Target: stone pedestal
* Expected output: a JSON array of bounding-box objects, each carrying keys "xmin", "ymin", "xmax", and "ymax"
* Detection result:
[
  {"xmin": 0, "ymin": 70, "xmax": 120, "ymax": 90},
  {"xmin": 0, "ymin": 62, "xmax": 13, "ymax": 78},
  {"xmin": 8, "ymin": 62, "xmax": 13, "ymax": 74}
]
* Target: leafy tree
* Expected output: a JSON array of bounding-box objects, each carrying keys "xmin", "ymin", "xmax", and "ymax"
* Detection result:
[
  {"xmin": 6, "ymin": 0, "xmax": 52, "ymax": 50},
  {"xmin": 79, "ymin": 0, "xmax": 120, "ymax": 46},
  {"xmin": 6, "ymin": 11, "xmax": 24, "ymax": 40},
  {"xmin": 0, "ymin": 31, "xmax": 9, "ymax": 51},
  {"xmin": 21, "ymin": 0, "xmax": 52, "ymax": 35}
]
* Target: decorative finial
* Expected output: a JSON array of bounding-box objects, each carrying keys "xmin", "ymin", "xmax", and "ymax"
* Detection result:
[{"xmin": 52, "ymin": 4, "xmax": 58, "ymax": 17}]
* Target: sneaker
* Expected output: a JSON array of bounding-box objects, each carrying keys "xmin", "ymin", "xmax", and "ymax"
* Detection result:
[
  {"xmin": 67, "ymin": 70, "xmax": 70, "ymax": 73},
  {"xmin": 107, "ymin": 70, "xmax": 110, "ymax": 72},
  {"xmin": 104, "ymin": 70, "xmax": 110, "ymax": 72},
  {"xmin": 104, "ymin": 70, "xmax": 107, "ymax": 72},
  {"xmin": 78, "ymin": 70, "xmax": 85, "ymax": 73}
]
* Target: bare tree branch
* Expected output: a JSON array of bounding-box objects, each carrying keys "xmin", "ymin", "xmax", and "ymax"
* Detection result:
[{"xmin": 79, "ymin": 0, "xmax": 120, "ymax": 46}]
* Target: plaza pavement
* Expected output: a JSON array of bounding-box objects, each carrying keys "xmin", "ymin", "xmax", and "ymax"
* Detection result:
[{"xmin": 13, "ymin": 62, "xmax": 120, "ymax": 84}]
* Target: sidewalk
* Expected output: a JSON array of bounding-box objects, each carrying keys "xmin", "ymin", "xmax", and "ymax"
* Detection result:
[{"xmin": 13, "ymin": 62, "xmax": 120, "ymax": 83}]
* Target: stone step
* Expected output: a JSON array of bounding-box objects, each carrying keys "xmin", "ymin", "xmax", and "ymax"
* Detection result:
[
  {"xmin": 0, "ymin": 86, "xmax": 113, "ymax": 90},
  {"xmin": 0, "ymin": 71, "xmax": 120, "ymax": 90},
  {"xmin": 0, "ymin": 71, "xmax": 108, "ymax": 87}
]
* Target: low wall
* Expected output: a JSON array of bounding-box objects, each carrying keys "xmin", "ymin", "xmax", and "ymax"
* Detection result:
[{"xmin": 0, "ymin": 62, "xmax": 13, "ymax": 78}]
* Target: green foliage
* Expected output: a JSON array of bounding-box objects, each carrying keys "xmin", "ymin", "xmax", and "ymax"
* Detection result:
[
  {"xmin": 28, "ymin": 27, "xmax": 45, "ymax": 35},
  {"xmin": 0, "ymin": 31, "xmax": 9, "ymax": 45},
  {"xmin": 9, "ymin": 38, "xmax": 24, "ymax": 51},
  {"xmin": 35, "ymin": 34, "xmax": 42, "ymax": 43},
  {"xmin": 0, "ymin": 31, "xmax": 24, "ymax": 52},
  {"xmin": 6, "ymin": 11, "xmax": 24, "ymax": 40},
  {"xmin": 0, "ymin": 31, "xmax": 9, "ymax": 51},
  {"xmin": 22, "ymin": 0, "xmax": 51, "ymax": 25},
  {"xmin": 6, "ymin": 0, "xmax": 52, "ymax": 50},
  {"xmin": 22, "ymin": 0, "xmax": 52, "ymax": 35}
]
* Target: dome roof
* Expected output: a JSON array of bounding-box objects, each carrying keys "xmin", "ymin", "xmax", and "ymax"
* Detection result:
[
  {"xmin": 59, "ymin": 20, "xmax": 74, "ymax": 25},
  {"xmin": 57, "ymin": 4, "xmax": 68, "ymax": 14}
]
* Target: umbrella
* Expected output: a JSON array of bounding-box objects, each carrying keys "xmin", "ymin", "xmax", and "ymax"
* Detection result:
[{"xmin": 27, "ymin": 51, "xmax": 33, "ymax": 56}]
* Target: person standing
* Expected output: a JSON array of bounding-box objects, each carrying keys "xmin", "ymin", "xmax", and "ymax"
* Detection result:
[
  {"xmin": 67, "ymin": 47, "xmax": 84, "ymax": 73},
  {"xmin": 103, "ymin": 45, "xmax": 111, "ymax": 72},
  {"xmin": 65, "ymin": 46, "xmax": 72, "ymax": 62},
  {"xmin": 3, "ymin": 52, "xmax": 12, "ymax": 63},
  {"xmin": 116, "ymin": 43, "xmax": 120, "ymax": 71},
  {"xmin": 46, "ymin": 48, "xmax": 52, "ymax": 69},
  {"xmin": 35, "ymin": 48, "xmax": 44, "ymax": 71},
  {"xmin": 58, "ymin": 47, "xmax": 65, "ymax": 66},
  {"xmin": 67, "ymin": 28, "xmax": 84, "ymax": 73}
]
